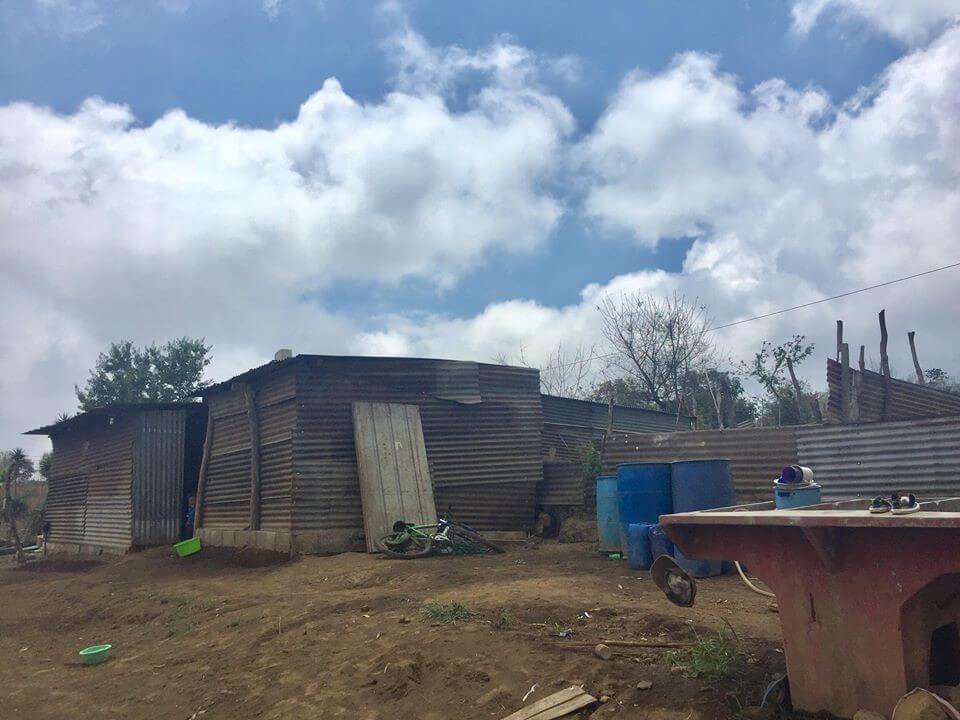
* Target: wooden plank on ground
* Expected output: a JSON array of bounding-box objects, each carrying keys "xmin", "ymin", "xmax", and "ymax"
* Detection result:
[
  {"xmin": 500, "ymin": 686, "xmax": 597, "ymax": 720},
  {"xmin": 353, "ymin": 402, "xmax": 437, "ymax": 553}
]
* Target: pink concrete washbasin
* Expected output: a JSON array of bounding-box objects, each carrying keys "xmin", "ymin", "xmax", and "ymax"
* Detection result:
[{"xmin": 660, "ymin": 497, "xmax": 960, "ymax": 718}]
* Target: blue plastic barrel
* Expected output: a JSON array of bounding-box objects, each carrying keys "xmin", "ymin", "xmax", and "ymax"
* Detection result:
[
  {"xmin": 596, "ymin": 475, "xmax": 620, "ymax": 553},
  {"xmin": 648, "ymin": 524, "xmax": 674, "ymax": 558},
  {"xmin": 670, "ymin": 459, "xmax": 736, "ymax": 512},
  {"xmin": 670, "ymin": 459, "xmax": 734, "ymax": 578},
  {"xmin": 616, "ymin": 463, "xmax": 673, "ymax": 552},
  {"xmin": 626, "ymin": 523, "xmax": 653, "ymax": 570}
]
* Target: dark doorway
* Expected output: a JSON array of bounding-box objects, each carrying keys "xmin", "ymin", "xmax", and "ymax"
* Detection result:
[{"xmin": 930, "ymin": 622, "xmax": 960, "ymax": 686}]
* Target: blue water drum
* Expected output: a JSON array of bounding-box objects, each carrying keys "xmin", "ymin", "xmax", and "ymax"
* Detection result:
[
  {"xmin": 596, "ymin": 475, "xmax": 621, "ymax": 553},
  {"xmin": 670, "ymin": 459, "xmax": 735, "ymax": 577},
  {"xmin": 616, "ymin": 463, "xmax": 673, "ymax": 552},
  {"xmin": 626, "ymin": 523, "xmax": 653, "ymax": 570},
  {"xmin": 648, "ymin": 524, "xmax": 675, "ymax": 558}
]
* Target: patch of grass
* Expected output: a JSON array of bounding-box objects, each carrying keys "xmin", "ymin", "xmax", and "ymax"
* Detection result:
[
  {"xmin": 664, "ymin": 628, "xmax": 738, "ymax": 679},
  {"xmin": 419, "ymin": 601, "xmax": 472, "ymax": 624},
  {"xmin": 493, "ymin": 611, "xmax": 515, "ymax": 629}
]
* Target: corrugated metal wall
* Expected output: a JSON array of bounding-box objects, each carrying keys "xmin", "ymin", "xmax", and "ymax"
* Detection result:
[
  {"xmin": 797, "ymin": 416, "xmax": 960, "ymax": 499},
  {"xmin": 202, "ymin": 365, "xmax": 297, "ymax": 531},
  {"xmin": 132, "ymin": 410, "xmax": 187, "ymax": 546},
  {"xmin": 46, "ymin": 415, "xmax": 135, "ymax": 551},
  {"xmin": 601, "ymin": 426, "xmax": 799, "ymax": 504},
  {"xmin": 826, "ymin": 358, "xmax": 960, "ymax": 423},
  {"xmin": 289, "ymin": 359, "xmax": 542, "ymax": 535},
  {"xmin": 538, "ymin": 462, "xmax": 584, "ymax": 505}
]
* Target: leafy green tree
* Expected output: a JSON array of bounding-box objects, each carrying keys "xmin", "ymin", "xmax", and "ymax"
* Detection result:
[
  {"xmin": 1, "ymin": 448, "xmax": 34, "ymax": 562},
  {"xmin": 75, "ymin": 338, "xmax": 211, "ymax": 411},
  {"xmin": 924, "ymin": 368, "xmax": 960, "ymax": 393},
  {"xmin": 39, "ymin": 452, "xmax": 53, "ymax": 481},
  {"xmin": 741, "ymin": 335, "xmax": 817, "ymax": 426}
]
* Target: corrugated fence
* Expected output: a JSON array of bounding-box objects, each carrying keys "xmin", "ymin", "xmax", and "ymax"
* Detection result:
[
  {"xmin": 826, "ymin": 358, "xmax": 960, "ymax": 423},
  {"xmin": 602, "ymin": 426, "xmax": 798, "ymax": 503},
  {"xmin": 796, "ymin": 416, "xmax": 960, "ymax": 499},
  {"xmin": 601, "ymin": 416, "xmax": 960, "ymax": 504}
]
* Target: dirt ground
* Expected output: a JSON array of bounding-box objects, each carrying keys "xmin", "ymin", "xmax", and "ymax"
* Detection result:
[{"xmin": 0, "ymin": 540, "xmax": 786, "ymax": 720}]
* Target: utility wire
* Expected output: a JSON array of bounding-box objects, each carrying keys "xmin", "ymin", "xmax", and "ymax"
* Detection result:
[{"xmin": 538, "ymin": 260, "xmax": 960, "ymax": 373}]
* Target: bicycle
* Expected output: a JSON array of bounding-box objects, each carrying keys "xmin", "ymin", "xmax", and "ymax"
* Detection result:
[{"xmin": 377, "ymin": 516, "xmax": 505, "ymax": 559}]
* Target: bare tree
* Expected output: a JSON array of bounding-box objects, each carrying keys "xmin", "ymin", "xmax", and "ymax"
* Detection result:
[
  {"xmin": 597, "ymin": 292, "xmax": 716, "ymax": 414},
  {"xmin": 495, "ymin": 343, "xmax": 597, "ymax": 399}
]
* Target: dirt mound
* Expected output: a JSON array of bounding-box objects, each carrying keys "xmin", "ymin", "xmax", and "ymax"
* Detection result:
[{"xmin": 558, "ymin": 516, "xmax": 598, "ymax": 543}]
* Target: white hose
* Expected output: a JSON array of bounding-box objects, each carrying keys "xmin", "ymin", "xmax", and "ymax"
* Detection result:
[{"xmin": 735, "ymin": 561, "xmax": 775, "ymax": 598}]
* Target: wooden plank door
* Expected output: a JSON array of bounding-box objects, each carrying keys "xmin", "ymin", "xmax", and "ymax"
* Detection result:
[{"xmin": 352, "ymin": 402, "xmax": 437, "ymax": 553}]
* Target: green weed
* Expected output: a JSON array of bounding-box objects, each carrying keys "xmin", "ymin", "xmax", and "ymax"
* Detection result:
[
  {"xmin": 664, "ymin": 628, "xmax": 738, "ymax": 679},
  {"xmin": 419, "ymin": 601, "xmax": 472, "ymax": 624}
]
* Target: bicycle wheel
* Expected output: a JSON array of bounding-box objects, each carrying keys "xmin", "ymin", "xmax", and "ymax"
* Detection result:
[
  {"xmin": 377, "ymin": 532, "xmax": 434, "ymax": 559},
  {"xmin": 449, "ymin": 526, "xmax": 505, "ymax": 554}
]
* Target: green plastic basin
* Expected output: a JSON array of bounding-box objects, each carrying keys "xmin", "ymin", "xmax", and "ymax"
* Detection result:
[
  {"xmin": 173, "ymin": 536, "xmax": 201, "ymax": 557},
  {"xmin": 79, "ymin": 644, "xmax": 112, "ymax": 665}
]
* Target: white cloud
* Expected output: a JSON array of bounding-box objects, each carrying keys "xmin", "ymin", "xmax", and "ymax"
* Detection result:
[
  {"xmin": 0, "ymin": 27, "xmax": 572, "ymax": 453},
  {"xmin": 790, "ymin": 0, "xmax": 960, "ymax": 43},
  {"xmin": 360, "ymin": 26, "xmax": 960, "ymax": 396},
  {"xmin": 262, "ymin": 0, "xmax": 282, "ymax": 20},
  {"xmin": 34, "ymin": 0, "xmax": 104, "ymax": 37}
]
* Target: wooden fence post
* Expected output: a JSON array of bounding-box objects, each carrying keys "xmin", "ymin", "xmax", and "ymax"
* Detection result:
[
  {"xmin": 879, "ymin": 310, "xmax": 892, "ymax": 421},
  {"xmin": 908, "ymin": 331, "xmax": 925, "ymax": 384},
  {"xmin": 193, "ymin": 407, "xmax": 214, "ymax": 536}
]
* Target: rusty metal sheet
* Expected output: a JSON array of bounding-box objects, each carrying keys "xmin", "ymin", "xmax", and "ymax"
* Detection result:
[
  {"xmin": 797, "ymin": 415, "xmax": 960, "ymax": 499},
  {"xmin": 602, "ymin": 426, "xmax": 798, "ymax": 504},
  {"xmin": 44, "ymin": 475, "xmax": 86, "ymax": 544},
  {"xmin": 538, "ymin": 462, "xmax": 584, "ymax": 506},
  {"xmin": 132, "ymin": 409, "xmax": 186, "ymax": 547},
  {"xmin": 352, "ymin": 402, "xmax": 437, "ymax": 553},
  {"xmin": 826, "ymin": 358, "xmax": 960, "ymax": 423}
]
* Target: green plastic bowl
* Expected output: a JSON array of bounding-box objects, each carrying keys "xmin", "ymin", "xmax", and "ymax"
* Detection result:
[
  {"xmin": 173, "ymin": 536, "xmax": 201, "ymax": 557},
  {"xmin": 79, "ymin": 644, "xmax": 112, "ymax": 665}
]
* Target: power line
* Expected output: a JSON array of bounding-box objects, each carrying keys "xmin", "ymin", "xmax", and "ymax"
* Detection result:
[
  {"xmin": 538, "ymin": 260, "xmax": 960, "ymax": 373},
  {"xmin": 707, "ymin": 260, "xmax": 960, "ymax": 332}
]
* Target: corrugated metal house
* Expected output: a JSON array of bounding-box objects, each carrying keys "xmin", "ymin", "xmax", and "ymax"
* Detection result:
[
  {"xmin": 193, "ymin": 355, "xmax": 543, "ymax": 554},
  {"xmin": 25, "ymin": 403, "xmax": 207, "ymax": 554}
]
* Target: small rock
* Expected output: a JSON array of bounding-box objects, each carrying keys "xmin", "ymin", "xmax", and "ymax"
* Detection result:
[
  {"xmin": 594, "ymin": 644, "xmax": 613, "ymax": 661},
  {"xmin": 740, "ymin": 706, "xmax": 776, "ymax": 720},
  {"xmin": 600, "ymin": 695, "xmax": 612, "ymax": 704},
  {"xmin": 854, "ymin": 711, "xmax": 888, "ymax": 720},
  {"xmin": 359, "ymin": 604, "xmax": 371, "ymax": 612},
  {"xmin": 398, "ymin": 616, "xmax": 411, "ymax": 624},
  {"xmin": 636, "ymin": 681, "xmax": 653, "ymax": 690}
]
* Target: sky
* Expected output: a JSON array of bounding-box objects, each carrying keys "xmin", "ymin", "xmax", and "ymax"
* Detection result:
[{"xmin": 2, "ymin": 0, "xmax": 959, "ymax": 460}]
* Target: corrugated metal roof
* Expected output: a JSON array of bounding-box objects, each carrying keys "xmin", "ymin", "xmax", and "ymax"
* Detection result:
[
  {"xmin": 25, "ymin": 402, "xmax": 203, "ymax": 436},
  {"xmin": 601, "ymin": 426, "xmax": 799, "ymax": 504},
  {"xmin": 797, "ymin": 415, "xmax": 960, "ymax": 499},
  {"xmin": 826, "ymin": 358, "xmax": 960, "ymax": 423},
  {"xmin": 541, "ymin": 394, "xmax": 693, "ymax": 432},
  {"xmin": 197, "ymin": 354, "xmax": 507, "ymax": 402}
]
